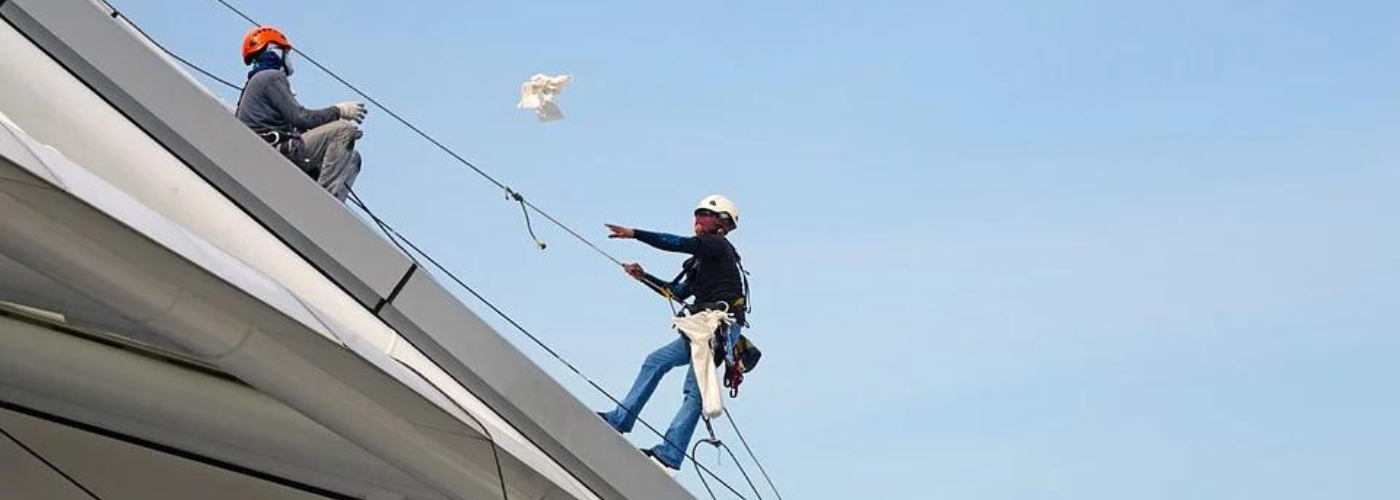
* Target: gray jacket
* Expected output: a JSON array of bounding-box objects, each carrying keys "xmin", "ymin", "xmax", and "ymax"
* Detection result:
[{"xmin": 235, "ymin": 70, "xmax": 339, "ymax": 134}]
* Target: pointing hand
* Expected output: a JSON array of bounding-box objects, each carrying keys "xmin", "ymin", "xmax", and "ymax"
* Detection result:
[{"xmin": 605, "ymin": 224, "xmax": 635, "ymax": 239}]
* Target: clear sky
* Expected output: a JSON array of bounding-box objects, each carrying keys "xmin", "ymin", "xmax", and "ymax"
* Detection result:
[{"xmin": 112, "ymin": 0, "xmax": 1398, "ymax": 498}]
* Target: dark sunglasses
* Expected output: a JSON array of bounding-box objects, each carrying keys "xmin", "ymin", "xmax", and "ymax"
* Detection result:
[{"xmin": 694, "ymin": 209, "xmax": 730, "ymax": 219}]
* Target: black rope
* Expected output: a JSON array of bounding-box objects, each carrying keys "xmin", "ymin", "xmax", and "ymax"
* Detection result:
[
  {"xmin": 164, "ymin": 47, "xmax": 244, "ymax": 91},
  {"xmin": 346, "ymin": 191, "xmax": 510, "ymax": 500},
  {"xmin": 98, "ymin": 3, "xmax": 244, "ymax": 92},
  {"xmin": 346, "ymin": 190, "xmax": 418, "ymax": 276},
  {"xmin": 127, "ymin": 0, "xmax": 679, "ymax": 304},
  {"xmin": 723, "ymin": 409, "xmax": 784, "ymax": 500},
  {"xmin": 212, "ymin": 0, "xmax": 258, "ymax": 25},
  {"xmin": 690, "ymin": 440, "xmax": 721, "ymax": 500},
  {"xmin": 0, "ymin": 424, "xmax": 106, "ymax": 500},
  {"xmin": 111, "ymin": 1, "xmax": 780, "ymax": 495},
  {"xmin": 690, "ymin": 431, "xmax": 763, "ymax": 500},
  {"xmin": 345, "ymin": 191, "xmax": 751, "ymax": 499},
  {"xmin": 211, "ymin": 0, "xmax": 633, "ymax": 263},
  {"xmin": 393, "ymin": 360, "xmax": 510, "ymax": 500},
  {"xmin": 523, "ymin": 197, "xmax": 624, "ymax": 266}
]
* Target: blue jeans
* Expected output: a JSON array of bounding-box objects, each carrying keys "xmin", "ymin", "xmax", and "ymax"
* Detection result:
[{"xmin": 603, "ymin": 323, "xmax": 742, "ymax": 469}]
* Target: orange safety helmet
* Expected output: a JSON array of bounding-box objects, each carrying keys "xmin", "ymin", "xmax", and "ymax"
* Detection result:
[{"xmin": 242, "ymin": 26, "xmax": 292, "ymax": 65}]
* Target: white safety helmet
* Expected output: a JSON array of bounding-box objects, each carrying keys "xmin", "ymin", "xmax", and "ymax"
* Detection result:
[{"xmin": 696, "ymin": 195, "xmax": 740, "ymax": 228}]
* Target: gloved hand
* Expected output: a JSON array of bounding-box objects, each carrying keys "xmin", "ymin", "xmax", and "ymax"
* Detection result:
[{"xmin": 335, "ymin": 101, "xmax": 367, "ymax": 123}]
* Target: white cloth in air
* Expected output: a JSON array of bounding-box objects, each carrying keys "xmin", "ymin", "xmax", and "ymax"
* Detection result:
[
  {"xmin": 671, "ymin": 308, "xmax": 734, "ymax": 419},
  {"xmin": 516, "ymin": 74, "xmax": 573, "ymax": 122}
]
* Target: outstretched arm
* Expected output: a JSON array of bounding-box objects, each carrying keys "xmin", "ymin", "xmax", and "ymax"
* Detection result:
[{"xmin": 606, "ymin": 224, "xmax": 722, "ymax": 257}]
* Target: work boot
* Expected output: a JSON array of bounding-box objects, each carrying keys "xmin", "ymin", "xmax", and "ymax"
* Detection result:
[{"xmin": 641, "ymin": 448, "xmax": 678, "ymax": 477}]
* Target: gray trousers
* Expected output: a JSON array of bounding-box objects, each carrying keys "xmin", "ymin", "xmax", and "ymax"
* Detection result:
[{"xmin": 300, "ymin": 119, "xmax": 362, "ymax": 201}]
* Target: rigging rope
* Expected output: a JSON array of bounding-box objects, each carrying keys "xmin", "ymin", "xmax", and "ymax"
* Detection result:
[
  {"xmin": 393, "ymin": 359, "xmax": 510, "ymax": 500},
  {"xmin": 105, "ymin": 1, "xmax": 785, "ymax": 497},
  {"xmin": 691, "ymin": 419, "xmax": 764, "ymax": 500},
  {"xmin": 102, "ymin": 5, "xmax": 244, "ymax": 92},
  {"xmin": 344, "ymin": 190, "xmax": 750, "ymax": 495},
  {"xmin": 213, "ymin": 2, "xmax": 595, "ymax": 257},
  {"xmin": 724, "ymin": 409, "xmax": 785, "ymax": 500}
]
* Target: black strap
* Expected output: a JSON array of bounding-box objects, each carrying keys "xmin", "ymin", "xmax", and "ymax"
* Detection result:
[
  {"xmin": 702, "ymin": 417, "xmax": 719, "ymax": 442},
  {"xmin": 737, "ymin": 259, "xmax": 751, "ymax": 316},
  {"xmin": 672, "ymin": 257, "xmax": 694, "ymax": 284}
]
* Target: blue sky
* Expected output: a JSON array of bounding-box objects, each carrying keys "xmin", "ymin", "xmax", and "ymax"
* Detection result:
[{"xmin": 113, "ymin": 0, "xmax": 1398, "ymax": 498}]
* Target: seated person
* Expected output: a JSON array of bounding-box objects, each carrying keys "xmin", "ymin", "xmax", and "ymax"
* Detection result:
[{"xmin": 235, "ymin": 26, "xmax": 367, "ymax": 201}]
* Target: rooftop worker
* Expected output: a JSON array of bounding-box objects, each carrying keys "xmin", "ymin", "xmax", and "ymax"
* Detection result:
[
  {"xmin": 234, "ymin": 26, "xmax": 367, "ymax": 202},
  {"xmin": 598, "ymin": 195, "xmax": 751, "ymax": 475}
]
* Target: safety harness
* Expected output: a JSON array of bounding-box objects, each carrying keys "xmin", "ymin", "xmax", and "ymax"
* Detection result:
[
  {"xmin": 674, "ymin": 256, "xmax": 761, "ymax": 398},
  {"xmin": 255, "ymin": 130, "xmax": 317, "ymax": 178}
]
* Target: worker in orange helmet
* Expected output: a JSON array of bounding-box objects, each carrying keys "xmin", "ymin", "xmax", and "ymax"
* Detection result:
[{"xmin": 235, "ymin": 26, "xmax": 367, "ymax": 201}]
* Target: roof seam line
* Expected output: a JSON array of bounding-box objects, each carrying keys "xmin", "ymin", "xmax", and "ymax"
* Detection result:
[{"xmin": 374, "ymin": 263, "xmax": 417, "ymax": 314}]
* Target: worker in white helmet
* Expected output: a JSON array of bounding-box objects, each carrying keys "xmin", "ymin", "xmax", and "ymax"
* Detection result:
[{"xmin": 598, "ymin": 195, "xmax": 751, "ymax": 474}]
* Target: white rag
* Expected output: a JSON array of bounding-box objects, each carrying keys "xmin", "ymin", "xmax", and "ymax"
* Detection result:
[
  {"xmin": 516, "ymin": 73, "xmax": 573, "ymax": 122},
  {"xmin": 672, "ymin": 309, "xmax": 734, "ymax": 419}
]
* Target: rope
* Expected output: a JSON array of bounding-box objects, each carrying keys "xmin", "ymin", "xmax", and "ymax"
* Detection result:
[
  {"xmin": 210, "ymin": 1, "xmax": 640, "ymax": 262},
  {"xmin": 393, "ymin": 359, "xmax": 510, "ymax": 500},
  {"xmin": 1, "ymin": 424, "xmax": 106, "ymax": 500},
  {"xmin": 133, "ymin": 0, "xmax": 681, "ymax": 306},
  {"xmin": 691, "ymin": 422, "xmax": 764, "ymax": 500},
  {"xmin": 346, "ymin": 191, "xmax": 751, "ymax": 499},
  {"xmin": 349, "ymin": 192, "xmax": 512, "ymax": 499},
  {"xmin": 110, "ymin": 2, "xmax": 784, "ymax": 496},
  {"xmin": 724, "ymin": 409, "xmax": 785, "ymax": 500},
  {"xmin": 507, "ymin": 189, "xmax": 546, "ymax": 250},
  {"xmin": 99, "ymin": 4, "xmax": 244, "ymax": 92},
  {"xmin": 689, "ymin": 440, "xmax": 721, "ymax": 500}
]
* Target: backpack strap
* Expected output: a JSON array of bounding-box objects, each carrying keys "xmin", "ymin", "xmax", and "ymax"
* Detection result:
[{"xmin": 735, "ymin": 258, "xmax": 752, "ymax": 327}]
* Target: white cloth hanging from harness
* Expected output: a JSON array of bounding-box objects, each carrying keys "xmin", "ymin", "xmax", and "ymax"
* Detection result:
[
  {"xmin": 516, "ymin": 74, "xmax": 573, "ymax": 122},
  {"xmin": 672, "ymin": 308, "xmax": 734, "ymax": 420}
]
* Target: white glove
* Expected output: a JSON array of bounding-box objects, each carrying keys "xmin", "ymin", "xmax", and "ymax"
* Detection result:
[{"xmin": 335, "ymin": 101, "xmax": 367, "ymax": 123}]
